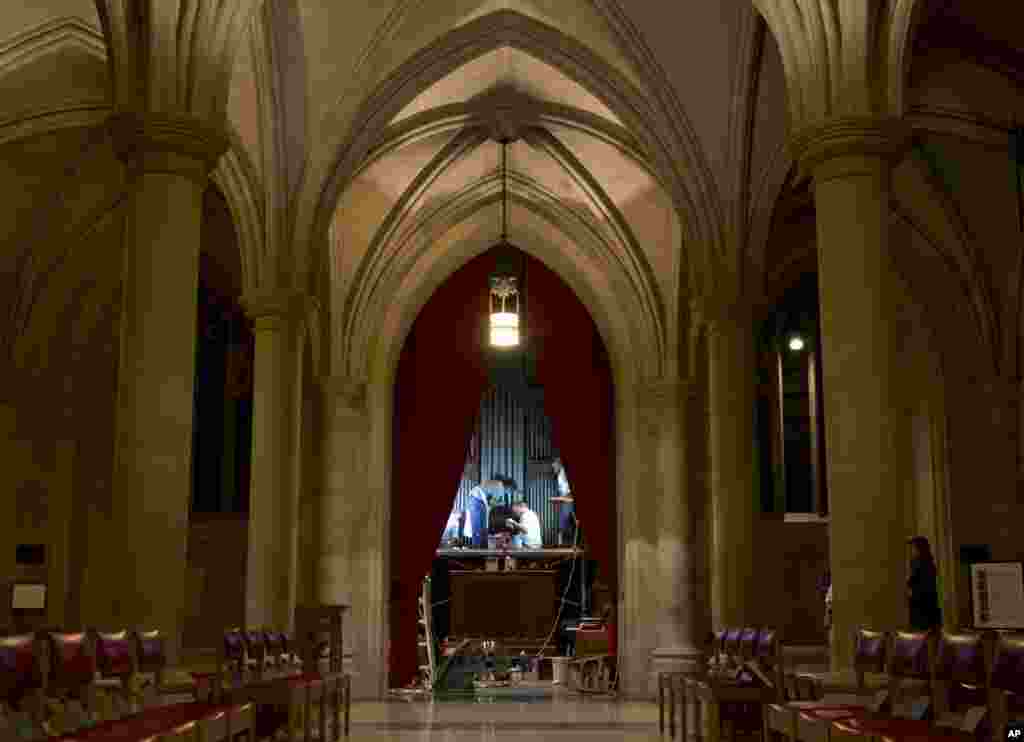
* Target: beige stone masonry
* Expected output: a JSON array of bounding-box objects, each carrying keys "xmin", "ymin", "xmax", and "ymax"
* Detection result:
[
  {"xmin": 241, "ymin": 289, "xmax": 311, "ymax": 633},
  {"xmin": 705, "ymin": 302, "xmax": 758, "ymax": 629},
  {"xmin": 793, "ymin": 117, "xmax": 912, "ymax": 670},
  {"xmin": 107, "ymin": 114, "xmax": 228, "ymax": 663}
]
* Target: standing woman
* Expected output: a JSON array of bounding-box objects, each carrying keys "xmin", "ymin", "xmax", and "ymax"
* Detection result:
[{"xmin": 907, "ymin": 536, "xmax": 942, "ymax": 631}]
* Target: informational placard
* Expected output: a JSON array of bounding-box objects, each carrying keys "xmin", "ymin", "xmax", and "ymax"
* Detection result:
[
  {"xmin": 11, "ymin": 583, "xmax": 47, "ymax": 610},
  {"xmin": 969, "ymin": 562, "xmax": 1024, "ymax": 629}
]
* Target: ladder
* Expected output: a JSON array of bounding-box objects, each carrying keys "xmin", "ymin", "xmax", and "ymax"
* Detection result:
[{"xmin": 417, "ymin": 576, "xmax": 437, "ymax": 688}]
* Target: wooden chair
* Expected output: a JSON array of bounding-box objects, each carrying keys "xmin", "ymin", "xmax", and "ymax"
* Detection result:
[
  {"xmin": 48, "ymin": 629, "xmax": 256, "ymax": 742},
  {"xmin": 825, "ymin": 630, "xmax": 937, "ymax": 742},
  {"xmin": 41, "ymin": 631, "xmax": 101, "ymax": 735},
  {"xmin": 0, "ymin": 633, "xmax": 47, "ymax": 740},
  {"xmin": 764, "ymin": 628, "xmax": 890, "ymax": 742},
  {"xmin": 220, "ymin": 605, "xmax": 351, "ymax": 741},
  {"xmin": 692, "ymin": 627, "xmax": 786, "ymax": 742},
  {"xmin": 569, "ymin": 623, "xmax": 616, "ymax": 694},
  {"xmin": 91, "ymin": 630, "xmax": 135, "ymax": 716},
  {"xmin": 839, "ymin": 634, "xmax": 1008, "ymax": 742}
]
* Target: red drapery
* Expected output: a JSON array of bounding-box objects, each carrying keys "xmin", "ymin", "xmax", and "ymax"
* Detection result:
[
  {"xmin": 388, "ymin": 250, "xmax": 616, "ymax": 687},
  {"xmin": 389, "ymin": 254, "xmax": 491, "ymax": 688},
  {"xmin": 526, "ymin": 258, "xmax": 617, "ymax": 592}
]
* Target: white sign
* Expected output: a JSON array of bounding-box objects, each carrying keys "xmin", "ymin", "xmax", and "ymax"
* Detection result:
[
  {"xmin": 11, "ymin": 584, "xmax": 46, "ymax": 610},
  {"xmin": 970, "ymin": 562, "xmax": 1024, "ymax": 629}
]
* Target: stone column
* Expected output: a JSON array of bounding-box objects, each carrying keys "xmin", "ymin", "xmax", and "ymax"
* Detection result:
[
  {"xmin": 706, "ymin": 305, "xmax": 758, "ymax": 628},
  {"xmin": 644, "ymin": 379, "xmax": 707, "ymax": 690},
  {"xmin": 793, "ymin": 118, "xmax": 909, "ymax": 669},
  {"xmin": 107, "ymin": 114, "xmax": 227, "ymax": 661},
  {"xmin": 242, "ymin": 290, "xmax": 308, "ymax": 632},
  {"xmin": 318, "ymin": 377, "xmax": 379, "ymax": 697}
]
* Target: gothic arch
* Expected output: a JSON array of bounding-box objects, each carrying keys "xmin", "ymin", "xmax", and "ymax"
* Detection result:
[{"xmin": 296, "ymin": 9, "xmax": 719, "ymax": 315}]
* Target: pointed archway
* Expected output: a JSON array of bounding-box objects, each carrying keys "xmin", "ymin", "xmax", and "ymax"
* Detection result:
[{"xmin": 387, "ymin": 247, "xmax": 616, "ymax": 687}]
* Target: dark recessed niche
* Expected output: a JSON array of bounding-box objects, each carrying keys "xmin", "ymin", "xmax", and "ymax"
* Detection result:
[{"xmin": 15, "ymin": 544, "xmax": 45, "ymax": 566}]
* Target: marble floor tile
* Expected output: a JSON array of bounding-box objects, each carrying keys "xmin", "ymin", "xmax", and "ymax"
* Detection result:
[{"xmin": 343, "ymin": 696, "xmax": 664, "ymax": 740}]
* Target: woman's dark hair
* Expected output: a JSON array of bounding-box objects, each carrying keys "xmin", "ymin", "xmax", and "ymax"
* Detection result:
[{"xmin": 908, "ymin": 536, "xmax": 935, "ymax": 566}]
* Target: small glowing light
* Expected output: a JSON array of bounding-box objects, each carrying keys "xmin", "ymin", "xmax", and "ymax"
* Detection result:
[
  {"xmin": 788, "ymin": 336, "xmax": 805, "ymax": 351},
  {"xmin": 490, "ymin": 311, "xmax": 520, "ymax": 347}
]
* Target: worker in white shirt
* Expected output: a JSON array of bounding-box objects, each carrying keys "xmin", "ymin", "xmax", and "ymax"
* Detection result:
[{"xmin": 509, "ymin": 500, "xmax": 543, "ymax": 548}]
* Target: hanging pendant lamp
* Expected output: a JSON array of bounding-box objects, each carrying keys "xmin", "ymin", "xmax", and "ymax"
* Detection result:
[{"xmin": 489, "ymin": 140, "xmax": 520, "ymax": 348}]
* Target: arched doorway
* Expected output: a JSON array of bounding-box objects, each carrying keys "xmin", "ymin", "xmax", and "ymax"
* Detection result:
[{"xmin": 387, "ymin": 248, "xmax": 616, "ymax": 688}]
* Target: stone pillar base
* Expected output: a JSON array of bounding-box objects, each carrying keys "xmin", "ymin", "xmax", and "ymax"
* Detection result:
[
  {"xmin": 651, "ymin": 646, "xmax": 705, "ymax": 675},
  {"xmin": 652, "ymin": 646, "xmax": 706, "ymax": 740}
]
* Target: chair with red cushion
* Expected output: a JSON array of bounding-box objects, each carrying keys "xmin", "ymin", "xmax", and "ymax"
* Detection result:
[
  {"xmin": 129, "ymin": 630, "xmax": 170, "ymax": 703},
  {"xmin": 990, "ymin": 632, "xmax": 1024, "ymax": 742},
  {"xmin": 43, "ymin": 631, "xmax": 101, "ymax": 733},
  {"xmin": 765, "ymin": 629, "xmax": 891, "ymax": 742},
  {"xmin": 220, "ymin": 605, "xmax": 351, "ymax": 741},
  {"xmin": 688, "ymin": 628, "xmax": 786, "ymax": 742},
  {"xmin": 825, "ymin": 631, "xmax": 937, "ymax": 742},
  {"xmin": 0, "ymin": 633, "xmax": 47, "ymax": 737},
  {"xmin": 52, "ymin": 629, "xmax": 257, "ymax": 742},
  {"xmin": 90, "ymin": 630, "xmax": 137, "ymax": 720}
]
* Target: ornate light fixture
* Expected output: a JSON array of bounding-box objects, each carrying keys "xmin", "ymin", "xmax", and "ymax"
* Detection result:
[{"xmin": 490, "ymin": 140, "xmax": 520, "ymax": 348}]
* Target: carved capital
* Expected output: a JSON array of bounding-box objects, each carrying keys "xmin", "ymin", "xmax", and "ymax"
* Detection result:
[
  {"xmin": 791, "ymin": 116, "xmax": 911, "ymax": 181},
  {"xmin": 241, "ymin": 289, "xmax": 312, "ymax": 330},
  {"xmin": 108, "ymin": 112, "xmax": 229, "ymax": 183}
]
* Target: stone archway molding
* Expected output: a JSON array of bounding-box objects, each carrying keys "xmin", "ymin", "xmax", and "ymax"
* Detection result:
[{"xmin": 295, "ymin": 8, "xmax": 720, "ymax": 314}]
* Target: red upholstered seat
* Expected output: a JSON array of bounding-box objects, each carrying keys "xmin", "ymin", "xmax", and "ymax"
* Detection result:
[
  {"xmin": 53, "ymin": 702, "xmax": 249, "ymax": 742},
  {"xmin": 49, "ymin": 632, "xmax": 97, "ymax": 692},
  {"xmin": 878, "ymin": 735, "xmax": 971, "ymax": 742},
  {"xmin": 833, "ymin": 717, "xmax": 934, "ymax": 736},
  {"xmin": 798, "ymin": 707, "xmax": 866, "ymax": 722},
  {"xmin": 265, "ymin": 672, "xmax": 324, "ymax": 688}
]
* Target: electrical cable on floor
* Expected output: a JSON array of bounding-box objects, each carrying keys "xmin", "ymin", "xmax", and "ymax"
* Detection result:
[{"xmin": 534, "ymin": 522, "xmax": 581, "ymax": 659}]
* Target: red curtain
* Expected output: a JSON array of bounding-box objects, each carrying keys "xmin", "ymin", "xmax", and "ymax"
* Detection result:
[
  {"xmin": 525, "ymin": 257, "xmax": 617, "ymax": 594},
  {"xmin": 389, "ymin": 254, "xmax": 491, "ymax": 688}
]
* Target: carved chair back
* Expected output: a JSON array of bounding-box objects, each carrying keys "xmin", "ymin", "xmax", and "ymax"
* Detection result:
[
  {"xmin": 0, "ymin": 633, "xmax": 45, "ymax": 710},
  {"xmin": 931, "ymin": 631, "xmax": 989, "ymax": 715},
  {"xmin": 92, "ymin": 630, "xmax": 134, "ymax": 682},
  {"xmin": 45, "ymin": 632, "xmax": 96, "ymax": 698},
  {"xmin": 989, "ymin": 632, "xmax": 1024, "ymax": 742},
  {"xmin": 853, "ymin": 628, "xmax": 890, "ymax": 688}
]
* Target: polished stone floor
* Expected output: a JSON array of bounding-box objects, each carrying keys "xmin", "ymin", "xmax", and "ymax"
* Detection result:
[{"xmin": 346, "ymin": 694, "xmax": 664, "ymax": 740}]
